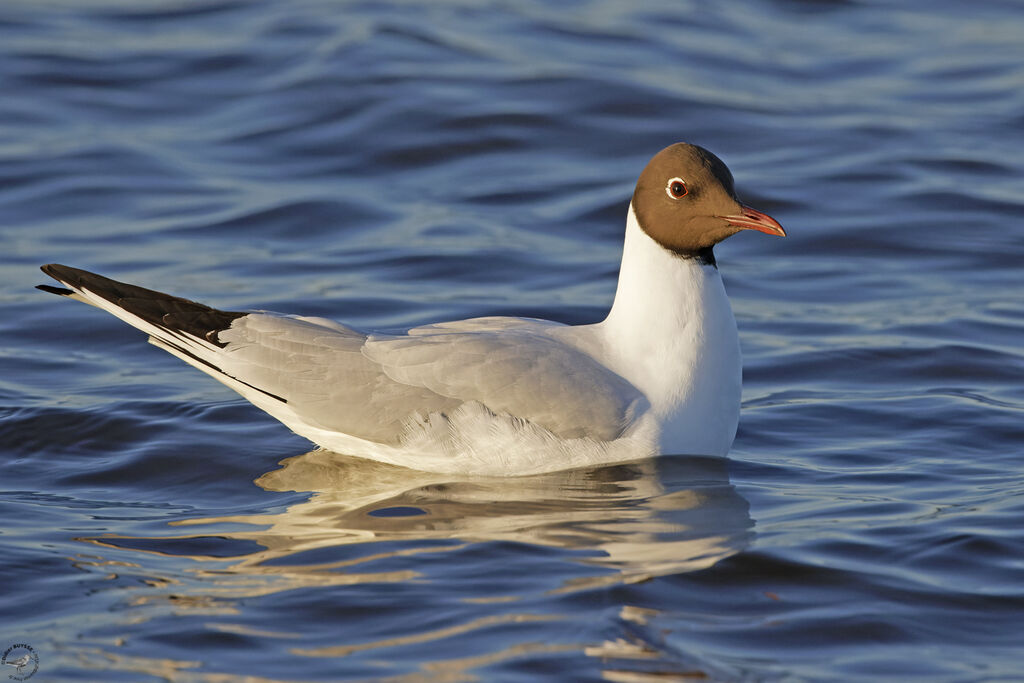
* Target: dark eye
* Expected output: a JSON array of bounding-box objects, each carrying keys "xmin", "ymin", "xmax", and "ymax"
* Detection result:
[{"xmin": 666, "ymin": 177, "xmax": 688, "ymax": 199}]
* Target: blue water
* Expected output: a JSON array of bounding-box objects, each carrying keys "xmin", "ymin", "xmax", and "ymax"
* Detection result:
[{"xmin": 2, "ymin": 1, "xmax": 1024, "ymax": 680}]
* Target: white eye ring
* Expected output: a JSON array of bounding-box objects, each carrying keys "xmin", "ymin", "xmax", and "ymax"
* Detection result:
[{"xmin": 666, "ymin": 177, "xmax": 688, "ymax": 199}]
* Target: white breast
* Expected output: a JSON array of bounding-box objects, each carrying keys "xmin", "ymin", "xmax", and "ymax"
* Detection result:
[{"xmin": 572, "ymin": 205, "xmax": 742, "ymax": 456}]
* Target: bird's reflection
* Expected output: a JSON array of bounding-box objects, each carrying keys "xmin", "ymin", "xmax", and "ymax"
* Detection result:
[
  {"xmin": 82, "ymin": 451, "xmax": 754, "ymax": 597},
  {"xmin": 72, "ymin": 452, "xmax": 753, "ymax": 680},
  {"xmin": 161, "ymin": 450, "xmax": 753, "ymax": 590}
]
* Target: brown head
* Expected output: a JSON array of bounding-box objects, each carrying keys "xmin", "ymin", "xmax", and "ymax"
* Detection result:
[{"xmin": 631, "ymin": 143, "xmax": 785, "ymax": 263}]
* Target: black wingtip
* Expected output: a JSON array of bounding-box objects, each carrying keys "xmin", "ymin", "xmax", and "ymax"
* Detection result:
[
  {"xmin": 41, "ymin": 263, "xmax": 96, "ymax": 286},
  {"xmin": 37, "ymin": 262, "xmax": 248, "ymax": 348},
  {"xmin": 36, "ymin": 284, "xmax": 74, "ymax": 296},
  {"xmin": 41, "ymin": 263, "xmax": 65, "ymax": 277},
  {"xmin": 39, "ymin": 264, "xmax": 92, "ymax": 296}
]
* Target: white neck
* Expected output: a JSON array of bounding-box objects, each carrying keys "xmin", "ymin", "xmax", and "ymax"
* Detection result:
[{"xmin": 595, "ymin": 205, "xmax": 741, "ymax": 452}]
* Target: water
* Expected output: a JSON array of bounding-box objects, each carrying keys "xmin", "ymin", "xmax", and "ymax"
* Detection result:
[{"xmin": 2, "ymin": 1, "xmax": 1023, "ymax": 680}]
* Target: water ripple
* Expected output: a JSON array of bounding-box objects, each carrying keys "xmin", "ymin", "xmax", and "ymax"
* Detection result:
[{"xmin": 2, "ymin": 0, "xmax": 1023, "ymax": 680}]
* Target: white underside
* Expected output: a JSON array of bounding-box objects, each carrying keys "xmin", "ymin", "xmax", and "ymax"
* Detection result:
[{"xmin": 56, "ymin": 206, "xmax": 741, "ymax": 476}]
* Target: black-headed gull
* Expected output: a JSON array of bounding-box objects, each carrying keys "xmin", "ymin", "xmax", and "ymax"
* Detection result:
[{"xmin": 39, "ymin": 143, "xmax": 785, "ymax": 475}]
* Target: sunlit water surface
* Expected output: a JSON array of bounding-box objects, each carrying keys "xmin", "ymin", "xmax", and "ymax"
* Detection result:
[{"xmin": 2, "ymin": 1, "xmax": 1023, "ymax": 681}]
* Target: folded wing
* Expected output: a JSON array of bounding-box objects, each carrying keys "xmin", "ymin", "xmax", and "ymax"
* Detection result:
[{"xmin": 40, "ymin": 265, "xmax": 645, "ymax": 447}]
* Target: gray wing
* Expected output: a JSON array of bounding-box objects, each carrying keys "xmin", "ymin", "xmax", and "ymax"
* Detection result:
[
  {"xmin": 221, "ymin": 315, "xmax": 644, "ymax": 443},
  {"xmin": 363, "ymin": 320, "xmax": 644, "ymax": 441},
  {"xmin": 36, "ymin": 263, "xmax": 642, "ymax": 445},
  {"xmin": 215, "ymin": 314, "xmax": 461, "ymax": 444}
]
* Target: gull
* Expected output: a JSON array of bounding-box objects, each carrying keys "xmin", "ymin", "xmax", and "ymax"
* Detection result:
[{"xmin": 39, "ymin": 143, "xmax": 785, "ymax": 475}]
